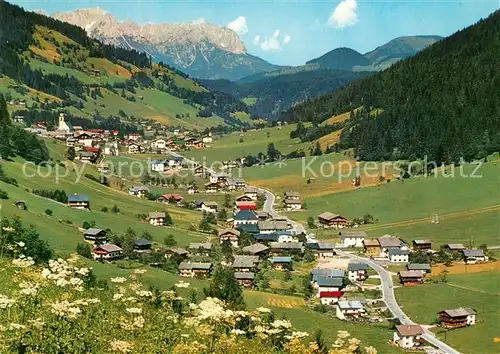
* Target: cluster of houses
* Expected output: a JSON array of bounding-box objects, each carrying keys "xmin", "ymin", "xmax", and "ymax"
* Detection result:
[{"xmin": 129, "ymin": 135, "xmax": 210, "ymax": 155}]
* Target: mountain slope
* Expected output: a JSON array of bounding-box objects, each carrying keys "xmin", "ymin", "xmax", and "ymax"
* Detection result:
[
  {"xmin": 0, "ymin": 1, "xmax": 249, "ymax": 128},
  {"xmin": 306, "ymin": 47, "xmax": 370, "ymax": 71},
  {"xmin": 364, "ymin": 35, "xmax": 442, "ymax": 69},
  {"xmin": 283, "ymin": 11, "xmax": 500, "ymax": 162},
  {"xmin": 52, "ymin": 8, "xmax": 280, "ymax": 81}
]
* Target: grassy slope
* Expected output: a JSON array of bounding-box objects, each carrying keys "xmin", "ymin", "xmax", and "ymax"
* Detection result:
[{"xmin": 395, "ymin": 271, "xmax": 500, "ymax": 354}]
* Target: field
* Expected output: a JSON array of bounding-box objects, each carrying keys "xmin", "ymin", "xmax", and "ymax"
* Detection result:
[{"xmin": 395, "ymin": 271, "xmax": 500, "ymax": 354}]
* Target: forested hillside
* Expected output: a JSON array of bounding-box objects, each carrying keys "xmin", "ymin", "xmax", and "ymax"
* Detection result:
[
  {"xmin": 283, "ymin": 11, "xmax": 500, "ymax": 162},
  {"xmin": 0, "ymin": 1, "xmax": 249, "ymax": 128}
]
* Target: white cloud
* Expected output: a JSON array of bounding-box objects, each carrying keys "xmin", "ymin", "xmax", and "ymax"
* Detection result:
[
  {"xmin": 257, "ymin": 30, "xmax": 291, "ymax": 52},
  {"xmin": 192, "ymin": 18, "xmax": 206, "ymax": 25},
  {"xmin": 327, "ymin": 0, "xmax": 359, "ymax": 29},
  {"xmin": 227, "ymin": 16, "xmax": 248, "ymax": 35}
]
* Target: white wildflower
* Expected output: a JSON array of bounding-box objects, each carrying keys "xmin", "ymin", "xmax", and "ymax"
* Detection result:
[
  {"xmin": 113, "ymin": 293, "xmax": 124, "ymax": 301},
  {"xmin": 17, "ymin": 241, "xmax": 25, "ymax": 248},
  {"xmin": 256, "ymin": 306, "xmax": 271, "ymax": 313},
  {"xmin": 110, "ymin": 339, "xmax": 134, "ymax": 353},
  {"xmin": 231, "ymin": 329, "xmax": 246, "ymax": 335},
  {"xmin": 19, "ymin": 281, "xmax": 40, "ymax": 296},
  {"xmin": 175, "ymin": 280, "xmax": 190, "ymax": 288},
  {"xmin": 337, "ymin": 330, "xmax": 351, "ymax": 339},
  {"xmin": 12, "ymin": 255, "xmax": 34, "ymax": 267},
  {"xmin": 9, "ymin": 323, "xmax": 26, "ymax": 330},
  {"xmin": 0, "ymin": 295, "xmax": 15, "ymax": 309},
  {"xmin": 271, "ymin": 319, "xmax": 292, "ymax": 329},
  {"xmin": 111, "ymin": 277, "xmax": 128, "ymax": 283},
  {"xmin": 125, "ymin": 307, "xmax": 142, "ymax": 314},
  {"xmin": 133, "ymin": 269, "xmax": 147, "ymax": 275},
  {"xmin": 136, "ymin": 290, "xmax": 153, "ymax": 297}
]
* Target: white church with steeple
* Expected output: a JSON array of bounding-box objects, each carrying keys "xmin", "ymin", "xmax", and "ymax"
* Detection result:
[{"xmin": 57, "ymin": 112, "xmax": 72, "ymax": 132}]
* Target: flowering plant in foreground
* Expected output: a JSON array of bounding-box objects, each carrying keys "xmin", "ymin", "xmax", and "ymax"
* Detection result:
[{"xmin": 0, "ymin": 257, "xmax": 377, "ymax": 353}]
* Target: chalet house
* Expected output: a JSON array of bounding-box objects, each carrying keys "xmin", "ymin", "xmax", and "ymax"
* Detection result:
[
  {"xmin": 336, "ymin": 300, "xmax": 365, "ymax": 320},
  {"xmin": 393, "ymin": 325, "xmax": 424, "ymax": 349},
  {"xmin": 148, "ymin": 212, "xmax": 166, "ymax": 226},
  {"xmin": 363, "ymin": 239, "xmax": 380, "ymax": 257},
  {"xmin": 412, "ymin": 239, "xmax": 432, "ymax": 251},
  {"xmin": 232, "ymin": 255, "xmax": 259, "ymax": 272},
  {"xmin": 254, "ymin": 233, "xmax": 279, "ymax": 243},
  {"xmin": 283, "ymin": 199, "xmax": 302, "ymax": 211},
  {"xmin": 194, "ymin": 165, "xmax": 207, "ymax": 177},
  {"xmin": 378, "ymin": 235, "xmax": 402, "ymax": 258},
  {"xmin": 167, "ymin": 157, "xmax": 184, "ymax": 168},
  {"xmin": 76, "ymin": 151, "xmax": 95, "ymax": 163},
  {"xmin": 269, "ymin": 256, "xmax": 293, "ymax": 270},
  {"xmin": 178, "ymin": 262, "xmax": 212, "ymax": 278},
  {"xmin": 438, "ymin": 308, "xmax": 476, "ymax": 328},
  {"xmin": 192, "ymin": 140, "xmax": 205, "ymax": 149},
  {"xmin": 319, "ymin": 291, "xmax": 344, "ymax": 305},
  {"xmin": 244, "ymin": 187, "xmax": 259, "ymax": 201},
  {"xmin": 83, "ymin": 228, "xmax": 107, "ymax": 243},
  {"xmin": 92, "ymin": 243, "xmax": 123, "ymax": 260},
  {"xmin": 234, "ymin": 272, "xmax": 255, "ymax": 287},
  {"xmin": 127, "ymin": 142, "xmax": 142, "ymax": 154},
  {"xmin": 66, "ymin": 137, "xmax": 77, "ymax": 147},
  {"xmin": 127, "ymin": 133, "xmax": 141, "ymax": 141},
  {"xmin": 129, "ymin": 186, "xmax": 149, "ymax": 198},
  {"xmin": 347, "ymin": 263, "xmax": 369, "ymax": 282},
  {"xmin": 97, "ymin": 163, "xmax": 110, "ymax": 173},
  {"xmin": 398, "ymin": 270, "xmax": 424, "ymax": 286},
  {"xmin": 236, "ymin": 195, "xmax": 253, "ymax": 202},
  {"xmin": 308, "ymin": 242, "xmax": 337, "ymax": 258},
  {"xmin": 201, "ymin": 202, "xmax": 218, "ymax": 214},
  {"xmin": 284, "ymin": 191, "xmax": 300, "ymax": 200},
  {"xmin": 242, "ymin": 243, "xmax": 269, "ymax": 256},
  {"xmin": 204, "ymin": 182, "xmax": 220, "ymax": 193},
  {"xmin": 103, "ymin": 142, "xmax": 119, "ymax": 156},
  {"xmin": 187, "ymin": 185, "xmax": 199, "ymax": 195},
  {"xmin": 311, "ymin": 268, "xmax": 345, "ymax": 284},
  {"xmin": 463, "ymin": 249, "xmax": 488, "ymax": 264},
  {"xmin": 317, "ymin": 212, "xmax": 348, "ymax": 229},
  {"xmin": 76, "ymin": 133, "xmax": 93, "ymax": 147},
  {"xmin": 209, "ymin": 173, "xmax": 229, "ymax": 185},
  {"xmin": 188, "ymin": 242, "xmax": 213, "ymax": 257},
  {"xmin": 165, "ymin": 247, "xmax": 188, "ymax": 259},
  {"xmin": 235, "ymin": 201, "xmax": 257, "ymax": 211},
  {"xmin": 234, "ymin": 178, "xmax": 246, "ymax": 190},
  {"xmin": 314, "ymin": 276, "xmax": 344, "ymax": 297},
  {"xmin": 233, "ymin": 210, "xmax": 259, "ymax": 227},
  {"xmin": 134, "ymin": 238, "xmax": 152, "ymax": 253},
  {"xmin": 339, "ymin": 231, "xmax": 367, "ymax": 248},
  {"xmin": 269, "ymin": 242, "xmax": 303, "ymax": 255},
  {"xmin": 151, "ymin": 139, "xmax": 167, "ymax": 151},
  {"xmin": 157, "ymin": 194, "xmax": 184, "ymax": 204},
  {"xmin": 226, "ymin": 179, "xmax": 237, "ymax": 191},
  {"xmin": 388, "ymin": 249, "xmax": 409, "ymax": 263},
  {"xmin": 151, "ymin": 159, "xmax": 167, "ymax": 172},
  {"xmin": 184, "ymin": 138, "xmax": 197, "ymax": 148},
  {"xmin": 258, "ymin": 220, "xmax": 290, "ymax": 234},
  {"xmin": 68, "ymin": 194, "xmax": 90, "ymax": 210},
  {"xmin": 218, "ymin": 228, "xmax": 240, "ymax": 247},
  {"xmin": 445, "ymin": 243, "xmax": 466, "ymax": 251},
  {"xmin": 406, "ymin": 263, "xmax": 431, "ymax": 274},
  {"xmin": 256, "ymin": 211, "xmax": 270, "ymax": 220},
  {"xmin": 202, "ymin": 136, "xmax": 213, "ymax": 144}
]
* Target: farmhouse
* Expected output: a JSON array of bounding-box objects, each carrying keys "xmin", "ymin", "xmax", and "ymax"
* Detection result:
[
  {"xmin": 157, "ymin": 194, "xmax": 184, "ymax": 204},
  {"xmin": 398, "ymin": 270, "xmax": 424, "ymax": 286},
  {"xmin": 83, "ymin": 228, "xmax": 107, "ymax": 243},
  {"xmin": 314, "ymin": 276, "xmax": 344, "ymax": 298},
  {"xmin": 244, "ymin": 187, "xmax": 259, "ymax": 201},
  {"xmin": 165, "ymin": 247, "xmax": 188, "ymax": 259},
  {"xmin": 201, "ymin": 201, "xmax": 218, "ymax": 214},
  {"xmin": 68, "ymin": 194, "xmax": 90, "ymax": 210},
  {"xmin": 15, "ymin": 200, "xmax": 27, "ymax": 210},
  {"xmin": 209, "ymin": 173, "xmax": 229, "ymax": 184},
  {"xmin": 128, "ymin": 142, "xmax": 142, "ymax": 154},
  {"xmin": 283, "ymin": 199, "xmax": 302, "ymax": 211},
  {"xmin": 378, "ymin": 235, "xmax": 402, "ymax": 258},
  {"xmin": 317, "ymin": 212, "xmax": 348, "ymax": 228},
  {"xmin": 178, "ymin": 262, "xmax": 212, "ymax": 278},
  {"xmin": 412, "ymin": 239, "xmax": 432, "ymax": 251},
  {"xmin": 129, "ymin": 186, "xmax": 149, "ymax": 198},
  {"xmin": 463, "ymin": 249, "xmax": 488, "ymax": 264},
  {"xmin": 363, "ymin": 239, "xmax": 380, "ymax": 257},
  {"xmin": 269, "ymin": 242, "xmax": 303, "ymax": 255},
  {"xmin": 148, "ymin": 212, "xmax": 166, "ymax": 226},
  {"xmin": 393, "ymin": 325, "xmax": 424, "ymax": 349},
  {"xmin": 204, "ymin": 182, "xmax": 220, "ymax": 193},
  {"xmin": 308, "ymin": 242, "xmax": 337, "ymax": 258},
  {"xmin": 76, "ymin": 151, "xmax": 95, "ymax": 163},
  {"xmin": 311, "ymin": 268, "xmax": 345, "ymax": 283},
  {"xmin": 189, "ymin": 242, "xmax": 213, "ymax": 256},
  {"xmin": 233, "ymin": 210, "xmax": 259, "ymax": 227},
  {"xmin": 336, "ymin": 300, "xmax": 365, "ymax": 320},
  {"xmin": 242, "ymin": 243, "xmax": 269, "ymax": 256},
  {"xmin": 234, "ymin": 178, "xmax": 246, "ymax": 190},
  {"xmin": 256, "ymin": 211, "xmax": 270, "ymax": 220},
  {"xmin": 438, "ymin": 308, "xmax": 476, "ymax": 328},
  {"xmin": 319, "ymin": 291, "xmax": 344, "ymax": 305},
  {"xmin": 236, "ymin": 195, "xmax": 253, "ymax": 202},
  {"xmin": 187, "ymin": 185, "xmax": 199, "ymax": 194},
  {"xmin": 388, "ymin": 249, "xmax": 409, "ymax": 263},
  {"xmin": 258, "ymin": 220, "xmax": 290, "ymax": 234},
  {"xmin": 167, "ymin": 157, "xmax": 184, "ymax": 168},
  {"xmin": 232, "ymin": 255, "xmax": 259, "ymax": 272},
  {"xmin": 347, "ymin": 263, "xmax": 369, "ymax": 282},
  {"xmin": 269, "ymin": 256, "xmax": 293, "ymax": 270},
  {"xmin": 340, "ymin": 231, "xmax": 367, "ymax": 248},
  {"xmin": 150, "ymin": 139, "xmax": 167, "ymax": 151},
  {"xmin": 234, "ymin": 272, "xmax": 255, "ymax": 287},
  {"xmin": 150, "ymin": 159, "xmax": 167, "ymax": 172},
  {"xmin": 235, "ymin": 200, "xmax": 257, "ymax": 211},
  {"xmin": 134, "ymin": 238, "xmax": 152, "ymax": 253},
  {"xmin": 194, "ymin": 165, "xmax": 207, "ymax": 177},
  {"xmin": 218, "ymin": 228, "xmax": 240, "ymax": 247},
  {"xmin": 406, "ymin": 263, "xmax": 431, "ymax": 274},
  {"xmin": 284, "ymin": 191, "xmax": 300, "ymax": 200},
  {"xmin": 445, "ymin": 243, "xmax": 466, "ymax": 251},
  {"xmin": 92, "ymin": 243, "xmax": 123, "ymax": 260}
]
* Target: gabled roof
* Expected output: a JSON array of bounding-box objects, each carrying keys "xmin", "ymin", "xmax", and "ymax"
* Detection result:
[
  {"xmin": 363, "ymin": 239, "xmax": 380, "ymax": 247},
  {"xmin": 284, "ymin": 191, "xmax": 300, "ymax": 197},
  {"xmin": 413, "ymin": 239, "xmax": 432, "ymax": 245},
  {"xmin": 189, "ymin": 242, "xmax": 213, "ymax": 250},
  {"xmin": 234, "ymin": 272, "xmax": 255, "ymax": 280},
  {"xmin": 134, "ymin": 238, "xmax": 152, "ymax": 247},
  {"xmin": 447, "ymin": 243, "xmax": 465, "ymax": 250},
  {"xmin": 312, "ymin": 268, "xmax": 344, "ymax": 281},
  {"xmin": 340, "ymin": 231, "xmax": 367, "ymax": 239},
  {"xmin": 398, "ymin": 270, "xmax": 424, "ymax": 278},
  {"xmin": 244, "ymin": 187, "xmax": 258, "ymax": 194},
  {"xmin": 237, "ymin": 224, "xmax": 260, "ymax": 233},
  {"xmin": 319, "ymin": 291, "xmax": 343, "ymax": 298},
  {"xmin": 269, "ymin": 242, "xmax": 303, "ymax": 250},
  {"xmin": 407, "ymin": 263, "xmax": 431, "ymax": 271},
  {"xmin": 270, "ymin": 256, "xmax": 292, "ymax": 263},
  {"xmin": 68, "ymin": 194, "xmax": 89, "ymax": 202},
  {"xmin": 440, "ymin": 308, "xmax": 476, "ymax": 317},
  {"xmin": 84, "ymin": 228, "xmax": 105, "ymax": 236},
  {"xmin": 232, "ymin": 256, "xmax": 259, "ymax": 268},
  {"xmin": 315, "ymin": 276, "xmax": 343, "ymax": 287},
  {"xmin": 234, "ymin": 210, "xmax": 258, "ymax": 221},
  {"xmin": 218, "ymin": 228, "xmax": 240, "ymax": 237},
  {"xmin": 204, "ymin": 201, "xmax": 218, "ymax": 207},
  {"xmin": 337, "ymin": 300, "xmax": 363, "ymax": 310},
  {"xmin": 388, "ymin": 248, "xmax": 409, "ymax": 256},
  {"xmin": 378, "ymin": 235, "xmax": 401, "ymax": 248},
  {"xmin": 463, "ymin": 249, "xmax": 485, "ymax": 258},
  {"xmin": 148, "ymin": 212, "xmax": 166, "ymax": 219},
  {"xmin": 317, "ymin": 212, "xmax": 344, "ymax": 221},
  {"xmin": 395, "ymin": 325, "xmax": 423, "ymax": 336},
  {"xmin": 348, "ymin": 263, "xmax": 368, "ymax": 271},
  {"xmin": 254, "ymin": 233, "xmax": 279, "ymax": 242},
  {"xmin": 258, "ymin": 220, "xmax": 289, "ymax": 231},
  {"xmin": 242, "ymin": 243, "xmax": 269, "ymax": 254},
  {"xmin": 129, "ymin": 186, "xmax": 149, "ymax": 192},
  {"xmin": 179, "ymin": 262, "xmax": 212, "ymax": 270},
  {"xmin": 166, "ymin": 247, "xmax": 188, "ymax": 255},
  {"xmin": 95, "ymin": 243, "xmax": 122, "ymax": 253},
  {"xmin": 284, "ymin": 199, "xmax": 302, "ymax": 204}
]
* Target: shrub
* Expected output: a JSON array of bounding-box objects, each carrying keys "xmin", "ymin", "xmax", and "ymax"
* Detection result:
[
  {"xmin": 0, "ymin": 189, "xmax": 8, "ymax": 199},
  {"xmin": 101, "ymin": 206, "xmax": 109, "ymax": 212},
  {"xmin": 76, "ymin": 242, "xmax": 92, "ymax": 259},
  {"xmin": 44, "ymin": 209, "xmax": 53, "ymax": 216}
]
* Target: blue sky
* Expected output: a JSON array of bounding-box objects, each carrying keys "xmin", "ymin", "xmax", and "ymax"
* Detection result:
[{"xmin": 11, "ymin": 0, "xmax": 499, "ymax": 66}]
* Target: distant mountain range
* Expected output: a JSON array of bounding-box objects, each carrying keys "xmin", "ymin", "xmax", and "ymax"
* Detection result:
[{"xmin": 52, "ymin": 8, "xmax": 280, "ymax": 81}]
